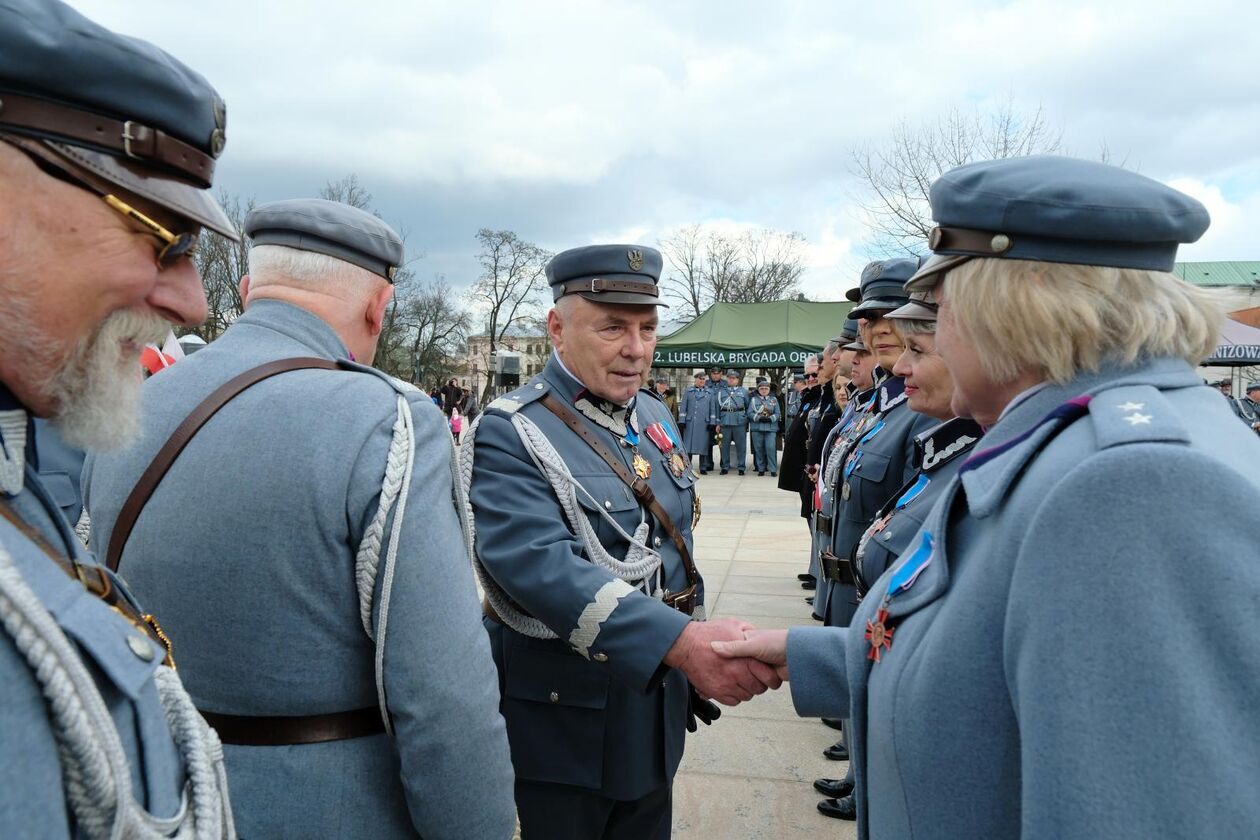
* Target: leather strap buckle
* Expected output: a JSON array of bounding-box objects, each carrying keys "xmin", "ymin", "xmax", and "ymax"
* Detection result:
[
  {"xmin": 121, "ymin": 120, "xmax": 140, "ymax": 158},
  {"xmin": 75, "ymin": 562, "xmax": 112, "ymax": 599}
]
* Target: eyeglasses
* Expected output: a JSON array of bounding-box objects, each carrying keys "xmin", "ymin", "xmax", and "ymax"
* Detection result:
[
  {"xmin": 101, "ymin": 194, "xmax": 199, "ymax": 266},
  {"xmin": 805, "ymin": 373, "xmax": 819, "ymax": 381},
  {"xmin": 5, "ymin": 137, "xmax": 198, "ymax": 268}
]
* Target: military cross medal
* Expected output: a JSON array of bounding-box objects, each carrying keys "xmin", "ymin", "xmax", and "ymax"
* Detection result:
[
  {"xmin": 633, "ymin": 452, "xmax": 652, "ymax": 479},
  {"xmin": 865, "ymin": 606, "xmax": 893, "ymax": 662}
]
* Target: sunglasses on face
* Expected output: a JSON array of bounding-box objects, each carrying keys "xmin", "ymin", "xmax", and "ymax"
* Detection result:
[{"xmin": 7, "ymin": 138, "xmax": 198, "ymax": 268}]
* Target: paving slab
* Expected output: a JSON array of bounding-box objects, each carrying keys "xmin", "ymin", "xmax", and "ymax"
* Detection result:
[{"xmin": 674, "ymin": 471, "xmax": 858, "ymax": 838}]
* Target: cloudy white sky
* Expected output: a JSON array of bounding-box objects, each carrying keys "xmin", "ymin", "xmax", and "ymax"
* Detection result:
[{"xmin": 78, "ymin": 0, "xmax": 1260, "ymax": 303}]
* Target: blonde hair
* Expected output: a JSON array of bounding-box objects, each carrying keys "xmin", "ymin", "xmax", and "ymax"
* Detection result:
[{"xmin": 940, "ymin": 258, "xmax": 1222, "ymax": 385}]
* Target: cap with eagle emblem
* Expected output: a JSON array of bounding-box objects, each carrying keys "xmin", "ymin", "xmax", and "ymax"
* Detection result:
[{"xmin": 547, "ymin": 243, "xmax": 667, "ymax": 306}]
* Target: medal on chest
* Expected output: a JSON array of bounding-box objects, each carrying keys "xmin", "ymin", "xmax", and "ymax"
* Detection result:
[
  {"xmin": 866, "ymin": 530, "xmax": 935, "ymax": 663},
  {"xmin": 645, "ymin": 421, "xmax": 691, "ymax": 479}
]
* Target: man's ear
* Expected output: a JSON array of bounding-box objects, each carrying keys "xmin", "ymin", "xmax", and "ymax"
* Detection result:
[
  {"xmin": 238, "ymin": 275, "xmax": 251, "ymax": 304},
  {"xmin": 546, "ymin": 306, "xmax": 564, "ymax": 351},
  {"xmin": 366, "ymin": 282, "xmax": 395, "ymax": 337}
]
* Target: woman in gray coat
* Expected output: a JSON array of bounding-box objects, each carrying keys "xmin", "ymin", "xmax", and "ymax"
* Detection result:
[{"xmin": 715, "ymin": 157, "xmax": 1260, "ymax": 839}]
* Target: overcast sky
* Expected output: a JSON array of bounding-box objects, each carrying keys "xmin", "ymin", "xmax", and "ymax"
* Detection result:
[{"xmin": 78, "ymin": 0, "xmax": 1260, "ymax": 306}]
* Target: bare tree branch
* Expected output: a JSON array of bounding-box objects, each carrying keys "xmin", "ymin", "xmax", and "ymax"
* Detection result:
[{"xmin": 851, "ymin": 100, "xmax": 1064, "ymax": 257}]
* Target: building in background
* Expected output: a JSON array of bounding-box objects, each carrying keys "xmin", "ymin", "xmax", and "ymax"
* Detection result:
[{"xmin": 465, "ymin": 332, "xmax": 551, "ymax": 398}]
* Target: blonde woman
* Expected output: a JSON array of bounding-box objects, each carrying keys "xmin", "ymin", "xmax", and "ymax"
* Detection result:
[{"xmin": 718, "ymin": 157, "xmax": 1260, "ymax": 838}]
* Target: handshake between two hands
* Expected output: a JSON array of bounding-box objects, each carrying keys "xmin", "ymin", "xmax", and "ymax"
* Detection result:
[{"xmin": 664, "ymin": 619, "xmax": 790, "ymax": 706}]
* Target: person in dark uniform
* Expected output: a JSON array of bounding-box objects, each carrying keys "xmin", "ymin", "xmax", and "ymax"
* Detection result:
[
  {"xmin": 720, "ymin": 155, "xmax": 1260, "ymax": 839},
  {"xmin": 814, "ymin": 260, "xmax": 936, "ymax": 820},
  {"xmin": 466, "ymin": 245, "xmax": 780, "ymax": 839},
  {"xmin": 704, "ymin": 366, "xmax": 723, "ymax": 471},
  {"xmin": 716, "ymin": 369, "xmax": 750, "ymax": 474},
  {"xmin": 1243, "ymin": 383, "xmax": 1260, "ymax": 432}
]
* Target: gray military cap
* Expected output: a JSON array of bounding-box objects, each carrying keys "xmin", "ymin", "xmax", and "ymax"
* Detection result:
[
  {"xmin": 843, "ymin": 333, "xmax": 868, "ymax": 352},
  {"xmin": 547, "ymin": 244, "xmax": 666, "ymax": 306},
  {"xmin": 831, "ymin": 317, "xmax": 860, "ymax": 343},
  {"xmin": 1248, "ymin": 383, "xmax": 1260, "ymax": 394},
  {"xmin": 906, "ymin": 156, "xmax": 1211, "ymax": 292},
  {"xmin": 849, "ymin": 258, "xmax": 919, "ymax": 319},
  {"xmin": 887, "ymin": 292, "xmax": 939, "ymax": 323},
  {"xmin": 725, "ymin": 369, "xmax": 740, "ymax": 378},
  {"xmin": 792, "ymin": 373, "xmax": 806, "ymax": 382},
  {"xmin": 0, "ymin": 0, "xmax": 235, "ymax": 238},
  {"xmin": 693, "ymin": 371, "xmax": 706, "ymax": 381},
  {"xmin": 245, "ymin": 199, "xmax": 404, "ymax": 281}
]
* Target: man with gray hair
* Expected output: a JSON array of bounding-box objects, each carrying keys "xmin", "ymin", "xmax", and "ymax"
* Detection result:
[{"xmin": 83, "ymin": 198, "xmax": 516, "ymax": 838}]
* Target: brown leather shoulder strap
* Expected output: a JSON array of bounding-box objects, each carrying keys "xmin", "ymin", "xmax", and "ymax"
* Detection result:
[
  {"xmin": 539, "ymin": 394, "xmax": 700, "ymax": 596},
  {"xmin": 104, "ymin": 357, "xmax": 341, "ymax": 572}
]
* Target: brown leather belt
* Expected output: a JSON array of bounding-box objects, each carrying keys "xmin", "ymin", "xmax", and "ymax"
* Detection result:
[
  {"xmin": 820, "ymin": 549, "xmax": 856, "ymax": 586},
  {"xmin": 199, "ymin": 707, "xmax": 385, "ymax": 746}
]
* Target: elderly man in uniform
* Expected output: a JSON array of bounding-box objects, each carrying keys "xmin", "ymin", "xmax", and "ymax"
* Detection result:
[
  {"xmin": 679, "ymin": 370, "xmax": 714, "ymax": 473},
  {"xmin": 0, "ymin": 2, "xmax": 237, "ymax": 835},
  {"xmin": 83, "ymin": 199, "xmax": 515, "ymax": 838},
  {"xmin": 716, "ymin": 369, "xmax": 750, "ymax": 475},
  {"xmin": 465, "ymin": 244, "xmax": 780, "ymax": 839}
]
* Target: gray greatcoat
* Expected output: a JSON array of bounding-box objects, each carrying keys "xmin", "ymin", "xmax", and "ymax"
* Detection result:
[
  {"xmin": 468, "ymin": 354, "xmax": 701, "ymax": 805},
  {"xmin": 83, "ymin": 300, "xmax": 515, "ymax": 839},
  {"xmin": 789, "ymin": 358, "xmax": 1260, "ymax": 839},
  {"xmin": 677, "ymin": 384, "xmax": 713, "ymax": 455}
]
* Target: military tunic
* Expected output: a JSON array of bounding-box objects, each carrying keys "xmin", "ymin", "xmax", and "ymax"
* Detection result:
[
  {"xmin": 1, "ymin": 389, "xmax": 189, "ymax": 837},
  {"xmin": 852, "ymin": 418, "xmax": 982, "ymax": 594},
  {"xmin": 747, "ymin": 394, "xmax": 781, "ymax": 474},
  {"xmin": 83, "ymin": 300, "xmax": 515, "ymax": 839},
  {"xmin": 715, "ymin": 384, "xmax": 749, "ymax": 472},
  {"xmin": 789, "ymin": 358, "xmax": 1260, "ymax": 839},
  {"xmin": 824, "ymin": 377, "xmax": 936, "ymax": 628},
  {"xmin": 468, "ymin": 355, "xmax": 702, "ymax": 830}
]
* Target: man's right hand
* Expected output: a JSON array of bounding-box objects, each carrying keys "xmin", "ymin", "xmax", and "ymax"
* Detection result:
[{"xmin": 664, "ymin": 618, "xmax": 782, "ymax": 705}]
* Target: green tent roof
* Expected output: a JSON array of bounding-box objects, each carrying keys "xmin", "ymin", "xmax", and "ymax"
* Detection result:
[
  {"xmin": 1173, "ymin": 261, "xmax": 1260, "ymax": 287},
  {"xmin": 653, "ymin": 300, "xmax": 853, "ymax": 369}
]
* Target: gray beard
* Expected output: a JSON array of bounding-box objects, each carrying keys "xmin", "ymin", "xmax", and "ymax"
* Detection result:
[{"xmin": 2, "ymin": 300, "xmax": 169, "ymax": 451}]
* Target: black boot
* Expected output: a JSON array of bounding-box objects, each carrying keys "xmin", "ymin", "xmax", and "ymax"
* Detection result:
[
  {"xmin": 817, "ymin": 795, "xmax": 857, "ymax": 820},
  {"xmin": 813, "ymin": 778, "xmax": 854, "ymax": 798}
]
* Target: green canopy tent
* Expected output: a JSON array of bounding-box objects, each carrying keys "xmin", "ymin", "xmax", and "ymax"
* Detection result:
[{"xmin": 652, "ymin": 300, "xmax": 854, "ymax": 369}]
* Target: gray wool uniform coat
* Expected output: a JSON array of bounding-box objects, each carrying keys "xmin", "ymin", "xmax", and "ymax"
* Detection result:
[
  {"xmin": 1, "ymin": 395, "xmax": 186, "ymax": 837},
  {"xmin": 789, "ymin": 358, "xmax": 1260, "ymax": 839},
  {"xmin": 83, "ymin": 300, "xmax": 515, "ymax": 839}
]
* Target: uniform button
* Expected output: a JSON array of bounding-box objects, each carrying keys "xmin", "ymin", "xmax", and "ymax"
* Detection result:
[
  {"xmin": 549, "ymin": 691, "xmax": 560, "ymax": 703},
  {"xmin": 534, "ymin": 383, "xmax": 544, "ymax": 390},
  {"xmin": 127, "ymin": 635, "xmax": 155, "ymax": 662},
  {"xmin": 654, "ymin": 536, "xmax": 663, "ymax": 547},
  {"xmin": 604, "ymin": 500, "xmax": 612, "ymax": 509},
  {"xmin": 593, "ymin": 653, "xmax": 609, "ymax": 662}
]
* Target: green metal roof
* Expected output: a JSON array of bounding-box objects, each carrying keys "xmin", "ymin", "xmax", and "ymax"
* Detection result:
[{"xmin": 1172, "ymin": 261, "xmax": 1260, "ymax": 287}]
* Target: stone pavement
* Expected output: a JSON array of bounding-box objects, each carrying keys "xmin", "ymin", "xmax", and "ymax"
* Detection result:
[{"xmin": 673, "ymin": 471, "xmax": 856, "ymax": 840}]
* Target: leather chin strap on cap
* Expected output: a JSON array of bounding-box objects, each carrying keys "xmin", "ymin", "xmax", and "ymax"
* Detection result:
[
  {"xmin": 0, "ymin": 91, "xmax": 218, "ymax": 188},
  {"xmin": 557, "ymin": 277, "xmax": 661, "ymax": 299},
  {"xmin": 927, "ymin": 225, "xmax": 1015, "ymax": 257}
]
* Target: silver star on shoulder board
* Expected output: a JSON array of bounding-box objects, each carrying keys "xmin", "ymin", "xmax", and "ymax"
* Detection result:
[
  {"xmin": 1117, "ymin": 401, "xmax": 1146, "ymax": 412},
  {"xmin": 1124, "ymin": 413, "xmax": 1153, "ymax": 426}
]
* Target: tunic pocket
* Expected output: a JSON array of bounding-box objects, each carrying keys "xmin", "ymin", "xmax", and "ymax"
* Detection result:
[{"xmin": 502, "ymin": 641, "xmax": 610, "ymax": 789}]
